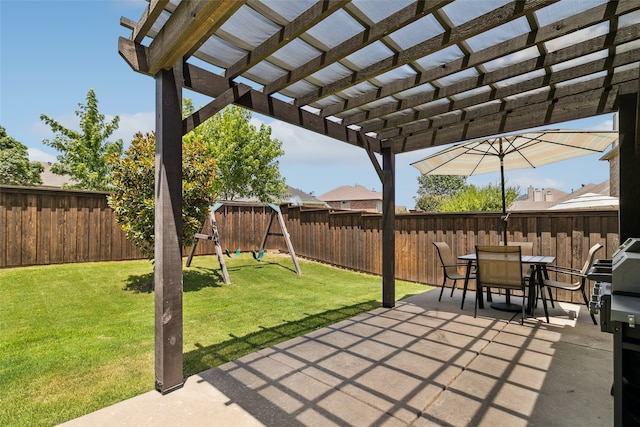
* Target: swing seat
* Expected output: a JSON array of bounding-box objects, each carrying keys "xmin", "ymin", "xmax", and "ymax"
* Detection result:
[
  {"xmin": 252, "ymin": 250, "xmax": 264, "ymax": 261},
  {"xmin": 225, "ymin": 248, "xmax": 241, "ymax": 258}
]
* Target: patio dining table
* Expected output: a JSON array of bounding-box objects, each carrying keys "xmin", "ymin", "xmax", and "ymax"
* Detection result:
[{"xmin": 458, "ymin": 253, "xmax": 556, "ymax": 316}]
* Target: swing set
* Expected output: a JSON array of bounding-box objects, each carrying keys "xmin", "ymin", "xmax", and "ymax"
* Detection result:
[{"xmin": 186, "ymin": 202, "xmax": 301, "ymax": 284}]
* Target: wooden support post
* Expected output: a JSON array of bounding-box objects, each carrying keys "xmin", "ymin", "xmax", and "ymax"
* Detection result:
[
  {"xmin": 185, "ymin": 225, "xmax": 201, "ymax": 267},
  {"xmin": 210, "ymin": 211, "xmax": 231, "ymax": 284},
  {"xmin": 154, "ymin": 66, "xmax": 184, "ymax": 394},
  {"xmin": 270, "ymin": 204, "xmax": 301, "ymax": 275},
  {"xmin": 259, "ymin": 210, "xmax": 276, "ymax": 252},
  {"xmin": 185, "ymin": 203, "xmax": 230, "ymax": 284},
  {"xmin": 619, "ymin": 92, "xmax": 640, "ymax": 241},
  {"xmin": 256, "ymin": 204, "xmax": 301, "ymax": 274},
  {"xmin": 381, "ymin": 145, "xmax": 396, "ymax": 308}
]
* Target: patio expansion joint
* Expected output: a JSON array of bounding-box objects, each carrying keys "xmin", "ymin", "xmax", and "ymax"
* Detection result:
[{"xmin": 416, "ymin": 318, "xmax": 512, "ymax": 420}]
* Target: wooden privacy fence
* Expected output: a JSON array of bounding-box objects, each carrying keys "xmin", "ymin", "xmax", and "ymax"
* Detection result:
[
  {"xmin": 1, "ymin": 186, "xmax": 620, "ymax": 304},
  {"xmin": 0, "ymin": 185, "xmax": 143, "ymax": 267}
]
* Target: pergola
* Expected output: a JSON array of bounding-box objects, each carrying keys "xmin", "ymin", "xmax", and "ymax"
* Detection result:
[{"xmin": 118, "ymin": 0, "xmax": 640, "ymax": 394}]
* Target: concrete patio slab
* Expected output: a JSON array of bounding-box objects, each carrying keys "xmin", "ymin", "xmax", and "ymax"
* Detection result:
[{"xmin": 59, "ymin": 289, "xmax": 613, "ymax": 426}]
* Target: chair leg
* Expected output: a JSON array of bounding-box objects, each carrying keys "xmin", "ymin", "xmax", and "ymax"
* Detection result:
[
  {"xmin": 547, "ymin": 286, "xmax": 555, "ymax": 308},
  {"xmin": 521, "ymin": 292, "xmax": 525, "ymax": 325},
  {"xmin": 582, "ymin": 288, "xmax": 598, "ymax": 325},
  {"xmin": 461, "ymin": 280, "xmax": 469, "ymax": 310},
  {"xmin": 450, "ymin": 280, "xmax": 457, "ymax": 297},
  {"xmin": 474, "ymin": 286, "xmax": 478, "ymax": 318},
  {"xmin": 540, "ymin": 285, "xmax": 550, "ymax": 323},
  {"xmin": 438, "ymin": 276, "xmax": 447, "ymax": 302}
]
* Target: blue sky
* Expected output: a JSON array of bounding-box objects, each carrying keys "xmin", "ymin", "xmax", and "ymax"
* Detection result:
[{"xmin": 0, "ymin": 1, "xmax": 616, "ymax": 209}]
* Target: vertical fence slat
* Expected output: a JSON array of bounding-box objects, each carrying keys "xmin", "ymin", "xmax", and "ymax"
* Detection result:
[
  {"xmin": 38, "ymin": 193, "xmax": 51, "ymax": 264},
  {"xmin": 0, "ymin": 188, "xmax": 6, "ymax": 267}
]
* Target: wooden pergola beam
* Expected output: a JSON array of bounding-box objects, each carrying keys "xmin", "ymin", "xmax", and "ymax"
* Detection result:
[
  {"xmin": 294, "ymin": 0, "xmax": 556, "ymax": 107},
  {"xmin": 263, "ymin": 0, "xmax": 451, "ymax": 95},
  {"xmin": 225, "ymin": 0, "xmax": 348, "ymax": 79},
  {"xmin": 147, "ymin": 0, "xmax": 242, "ymax": 75},
  {"xmin": 182, "ymin": 84, "xmax": 252, "ymax": 135},
  {"xmin": 321, "ymin": 1, "xmax": 639, "ymax": 118},
  {"xmin": 181, "ymin": 63, "xmax": 384, "ymax": 152},
  {"xmin": 394, "ymin": 83, "xmax": 621, "ymax": 152},
  {"xmin": 372, "ymin": 45, "xmax": 639, "ymax": 138},
  {"xmin": 132, "ymin": 0, "xmax": 170, "ymax": 43},
  {"xmin": 357, "ymin": 130, "xmax": 383, "ymax": 183},
  {"xmin": 354, "ymin": 24, "xmax": 640, "ymax": 130}
]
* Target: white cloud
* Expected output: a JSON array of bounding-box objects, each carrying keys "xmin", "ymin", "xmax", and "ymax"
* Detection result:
[
  {"xmin": 31, "ymin": 113, "xmax": 77, "ymax": 138},
  {"xmin": 110, "ymin": 112, "xmax": 155, "ymax": 144},
  {"xmin": 28, "ymin": 148, "xmax": 57, "ymax": 163},
  {"xmin": 29, "ymin": 112, "xmax": 154, "ymax": 146},
  {"xmin": 253, "ymin": 117, "xmax": 377, "ymax": 167}
]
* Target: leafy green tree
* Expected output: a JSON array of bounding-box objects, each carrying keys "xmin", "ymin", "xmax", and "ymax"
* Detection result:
[
  {"xmin": 184, "ymin": 104, "xmax": 287, "ymax": 202},
  {"xmin": 414, "ymin": 175, "xmax": 467, "ymax": 211},
  {"xmin": 40, "ymin": 89, "xmax": 122, "ymax": 191},
  {"xmin": 107, "ymin": 132, "xmax": 217, "ymax": 260},
  {"xmin": 0, "ymin": 126, "xmax": 43, "ymax": 186},
  {"xmin": 439, "ymin": 182, "xmax": 520, "ymax": 212}
]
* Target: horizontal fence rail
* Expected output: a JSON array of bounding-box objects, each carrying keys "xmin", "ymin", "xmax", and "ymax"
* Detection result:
[{"xmin": 1, "ymin": 186, "xmax": 620, "ymax": 305}]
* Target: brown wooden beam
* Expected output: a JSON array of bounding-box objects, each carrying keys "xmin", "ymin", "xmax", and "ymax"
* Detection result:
[
  {"xmin": 373, "ymin": 46, "xmax": 640, "ymax": 138},
  {"xmin": 384, "ymin": 65, "xmax": 634, "ymax": 149},
  {"xmin": 295, "ymin": 0, "xmax": 556, "ymax": 106},
  {"xmin": 225, "ymin": 0, "xmax": 348, "ymax": 79},
  {"xmin": 381, "ymin": 146, "xmax": 395, "ymax": 308},
  {"xmin": 357, "ymin": 130, "xmax": 383, "ymax": 183},
  {"xmin": 154, "ymin": 65, "xmax": 184, "ymax": 394},
  {"xmin": 181, "ymin": 63, "xmax": 383, "ymax": 152},
  {"xmin": 322, "ymin": 1, "xmax": 639, "ymax": 118},
  {"xmin": 264, "ymin": 0, "xmax": 450, "ymax": 95},
  {"xmin": 396, "ymin": 83, "xmax": 621, "ymax": 152},
  {"xmin": 147, "ymin": 0, "xmax": 242, "ymax": 75},
  {"xmin": 182, "ymin": 84, "xmax": 252, "ymax": 135},
  {"xmin": 618, "ymin": 91, "xmax": 640, "ymax": 241},
  {"xmin": 118, "ymin": 37, "xmax": 151, "ymax": 75},
  {"xmin": 132, "ymin": 0, "xmax": 170, "ymax": 43},
  {"xmin": 357, "ymin": 27, "xmax": 640, "ymax": 132}
]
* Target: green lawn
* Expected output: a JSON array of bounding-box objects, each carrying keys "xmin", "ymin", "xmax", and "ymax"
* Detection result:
[{"xmin": 0, "ymin": 254, "xmax": 430, "ymax": 426}]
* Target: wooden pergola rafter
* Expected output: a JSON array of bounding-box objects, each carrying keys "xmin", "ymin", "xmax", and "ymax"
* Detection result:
[{"xmin": 118, "ymin": 0, "xmax": 640, "ymax": 394}]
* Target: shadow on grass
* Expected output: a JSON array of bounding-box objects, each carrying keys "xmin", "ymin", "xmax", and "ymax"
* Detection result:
[
  {"xmin": 225, "ymin": 260, "xmax": 298, "ymax": 275},
  {"xmin": 183, "ymin": 300, "xmax": 379, "ymax": 376},
  {"xmin": 123, "ymin": 266, "xmax": 224, "ymax": 293}
]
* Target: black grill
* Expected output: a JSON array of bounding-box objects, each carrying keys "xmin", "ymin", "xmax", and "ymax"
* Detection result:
[{"xmin": 590, "ymin": 238, "xmax": 640, "ymax": 426}]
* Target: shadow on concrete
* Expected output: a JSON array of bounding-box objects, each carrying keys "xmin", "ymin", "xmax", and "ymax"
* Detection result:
[{"xmin": 61, "ymin": 290, "xmax": 613, "ymax": 427}]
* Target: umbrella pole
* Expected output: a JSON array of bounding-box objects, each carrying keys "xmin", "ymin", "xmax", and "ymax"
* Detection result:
[
  {"xmin": 495, "ymin": 152, "xmax": 520, "ymax": 312},
  {"xmin": 500, "ymin": 155, "xmax": 508, "ymax": 245}
]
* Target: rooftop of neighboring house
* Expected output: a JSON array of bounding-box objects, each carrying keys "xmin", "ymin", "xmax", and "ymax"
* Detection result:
[
  {"xmin": 511, "ymin": 181, "xmax": 612, "ymax": 211},
  {"xmin": 317, "ymin": 184, "xmax": 382, "ymax": 202},
  {"xmin": 39, "ymin": 162, "xmax": 76, "ymax": 188},
  {"xmin": 234, "ymin": 185, "xmax": 327, "ymax": 207},
  {"xmin": 282, "ymin": 186, "xmax": 328, "ymax": 207}
]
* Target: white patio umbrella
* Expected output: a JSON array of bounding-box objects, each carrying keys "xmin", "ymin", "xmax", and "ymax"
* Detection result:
[
  {"xmin": 411, "ymin": 130, "xmax": 618, "ymax": 243},
  {"xmin": 549, "ymin": 192, "xmax": 619, "ymax": 210}
]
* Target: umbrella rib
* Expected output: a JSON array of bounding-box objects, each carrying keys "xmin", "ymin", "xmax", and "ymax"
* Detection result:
[
  {"xmin": 501, "ymin": 137, "xmax": 537, "ymax": 169},
  {"xmin": 413, "ymin": 131, "xmax": 615, "ymax": 175}
]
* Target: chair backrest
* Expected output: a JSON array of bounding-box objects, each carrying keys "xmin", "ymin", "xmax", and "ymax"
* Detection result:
[
  {"xmin": 433, "ymin": 242, "xmax": 458, "ymax": 276},
  {"xmin": 475, "ymin": 245, "xmax": 524, "ymax": 291},
  {"xmin": 500, "ymin": 241, "xmax": 534, "ymax": 256},
  {"xmin": 580, "ymin": 243, "xmax": 605, "ymax": 275}
]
